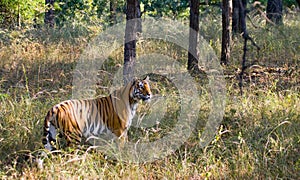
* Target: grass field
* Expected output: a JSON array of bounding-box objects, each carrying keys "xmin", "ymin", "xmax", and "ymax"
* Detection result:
[{"xmin": 0, "ymin": 13, "xmax": 299, "ymax": 179}]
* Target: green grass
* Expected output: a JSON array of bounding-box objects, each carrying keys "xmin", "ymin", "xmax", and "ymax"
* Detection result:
[{"xmin": 0, "ymin": 13, "xmax": 299, "ymax": 179}]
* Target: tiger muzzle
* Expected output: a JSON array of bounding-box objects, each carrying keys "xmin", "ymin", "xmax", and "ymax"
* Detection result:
[{"xmin": 142, "ymin": 94, "xmax": 151, "ymax": 101}]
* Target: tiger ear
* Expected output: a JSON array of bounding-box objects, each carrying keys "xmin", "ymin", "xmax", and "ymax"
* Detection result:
[
  {"xmin": 143, "ymin": 76, "xmax": 149, "ymax": 81},
  {"xmin": 132, "ymin": 77, "xmax": 138, "ymax": 81}
]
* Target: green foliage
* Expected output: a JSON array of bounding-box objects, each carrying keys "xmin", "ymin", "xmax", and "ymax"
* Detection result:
[
  {"xmin": 91, "ymin": 0, "xmax": 125, "ymax": 25},
  {"xmin": 92, "ymin": 0, "xmax": 125, "ymax": 18},
  {"xmin": 282, "ymin": 0, "xmax": 299, "ymax": 7},
  {"xmin": 52, "ymin": 0, "xmax": 126, "ymax": 27},
  {"xmin": 1, "ymin": 0, "xmax": 298, "ymax": 29},
  {"xmin": 54, "ymin": 0, "xmax": 93, "ymax": 26},
  {"xmin": 141, "ymin": 0, "xmax": 189, "ymax": 19},
  {"xmin": 249, "ymin": 0, "xmax": 298, "ymax": 7},
  {"xmin": 0, "ymin": 0, "xmax": 44, "ymax": 28},
  {"xmin": 92, "ymin": 0, "xmax": 109, "ymax": 18}
]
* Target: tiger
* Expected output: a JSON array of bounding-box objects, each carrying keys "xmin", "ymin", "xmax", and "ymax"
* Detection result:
[{"xmin": 42, "ymin": 76, "xmax": 151, "ymax": 151}]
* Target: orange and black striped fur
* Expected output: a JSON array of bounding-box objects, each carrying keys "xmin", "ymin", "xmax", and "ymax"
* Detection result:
[{"xmin": 42, "ymin": 76, "xmax": 151, "ymax": 151}]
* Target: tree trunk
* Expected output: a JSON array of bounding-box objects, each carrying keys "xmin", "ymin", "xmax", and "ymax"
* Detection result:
[
  {"xmin": 136, "ymin": 0, "xmax": 142, "ymax": 33},
  {"xmin": 266, "ymin": 0, "xmax": 283, "ymax": 25},
  {"xmin": 221, "ymin": 0, "xmax": 231, "ymax": 65},
  {"xmin": 240, "ymin": 0, "xmax": 247, "ymax": 31},
  {"xmin": 296, "ymin": 0, "xmax": 300, "ymax": 7},
  {"xmin": 123, "ymin": 0, "xmax": 140, "ymax": 84},
  {"xmin": 187, "ymin": 0, "xmax": 200, "ymax": 73},
  {"xmin": 232, "ymin": 0, "xmax": 247, "ymax": 34},
  {"xmin": 236, "ymin": 0, "xmax": 260, "ymax": 95},
  {"xmin": 232, "ymin": 0, "xmax": 239, "ymax": 34},
  {"xmin": 45, "ymin": 0, "xmax": 55, "ymax": 28},
  {"xmin": 17, "ymin": 1, "xmax": 21, "ymax": 28}
]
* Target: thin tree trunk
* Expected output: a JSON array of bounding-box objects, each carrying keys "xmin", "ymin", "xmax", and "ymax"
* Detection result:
[
  {"xmin": 136, "ymin": 0, "xmax": 142, "ymax": 33},
  {"xmin": 109, "ymin": 0, "xmax": 117, "ymax": 25},
  {"xmin": 187, "ymin": 0, "xmax": 200, "ymax": 73},
  {"xmin": 232, "ymin": 0, "xmax": 246, "ymax": 35},
  {"xmin": 237, "ymin": 0, "xmax": 260, "ymax": 95},
  {"xmin": 239, "ymin": 0, "xmax": 247, "ymax": 31},
  {"xmin": 221, "ymin": 0, "xmax": 231, "ymax": 65},
  {"xmin": 45, "ymin": 0, "xmax": 55, "ymax": 28},
  {"xmin": 17, "ymin": 1, "xmax": 21, "ymax": 28},
  {"xmin": 123, "ymin": 0, "xmax": 139, "ymax": 84},
  {"xmin": 232, "ymin": 0, "xmax": 239, "ymax": 34}
]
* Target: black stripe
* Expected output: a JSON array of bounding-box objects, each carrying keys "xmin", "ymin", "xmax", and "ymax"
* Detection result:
[
  {"xmin": 103, "ymin": 98, "xmax": 108, "ymax": 122},
  {"xmin": 93, "ymin": 100, "xmax": 99, "ymax": 123},
  {"xmin": 89, "ymin": 100, "xmax": 94, "ymax": 124},
  {"xmin": 103, "ymin": 97, "xmax": 111, "ymax": 128},
  {"xmin": 97, "ymin": 99, "xmax": 101, "ymax": 122}
]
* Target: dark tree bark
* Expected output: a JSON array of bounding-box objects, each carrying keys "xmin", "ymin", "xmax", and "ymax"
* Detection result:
[
  {"xmin": 232, "ymin": 0, "xmax": 247, "ymax": 34},
  {"xmin": 266, "ymin": 0, "xmax": 283, "ymax": 25},
  {"xmin": 232, "ymin": 0, "xmax": 239, "ymax": 34},
  {"xmin": 123, "ymin": 0, "xmax": 140, "ymax": 84},
  {"xmin": 221, "ymin": 0, "xmax": 231, "ymax": 65},
  {"xmin": 136, "ymin": 0, "xmax": 142, "ymax": 33},
  {"xmin": 45, "ymin": 0, "xmax": 55, "ymax": 28},
  {"xmin": 296, "ymin": 0, "xmax": 300, "ymax": 7},
  {"xmin": 187, "ymin": 0, "xmax": 200, "ymax": 73}
]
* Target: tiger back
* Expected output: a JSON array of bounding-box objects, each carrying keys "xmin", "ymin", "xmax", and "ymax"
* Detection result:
[{"xmin": 42, "ymin": 76, "xmax": 151, "ymax": 151}]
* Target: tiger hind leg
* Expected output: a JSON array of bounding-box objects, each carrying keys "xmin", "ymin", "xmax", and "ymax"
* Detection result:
[
  {"xmin": 43, "ymin": 124, "xmax": 57, "ymax": 151},
  {"xmin": 37, "ymin": 123, "xmax": 57, "ymax": 169}
]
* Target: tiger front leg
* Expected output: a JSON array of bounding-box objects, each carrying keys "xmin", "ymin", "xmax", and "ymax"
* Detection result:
[
  {"xmin": 63, "ymin": 131, "xmax": 83, "ymax": 150},
  {"xmin": 119, "ymin": 134, "xmax": 128, "ymax": 149},
  {"xmin": 115, "ymin": 129, "xmax": 128, "ymax": 149}
]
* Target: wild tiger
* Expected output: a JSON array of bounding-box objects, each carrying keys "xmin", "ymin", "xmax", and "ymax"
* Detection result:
[{"xmin": 42, "ymin": 76, "xmax": 151, "ymax": 151}]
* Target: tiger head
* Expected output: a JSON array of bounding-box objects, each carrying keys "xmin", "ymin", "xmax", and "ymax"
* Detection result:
[{"xmin": 131, "ymin": 76, "xmax": 152, "ymax": 103}]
